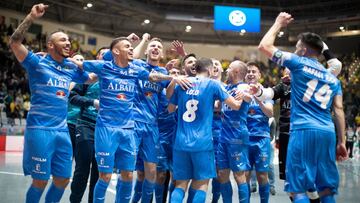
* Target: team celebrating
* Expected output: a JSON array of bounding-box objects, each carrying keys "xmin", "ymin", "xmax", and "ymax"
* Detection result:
[{"xmin": 9, "ymin": 3, "xmax": 348, "ymax": 203}]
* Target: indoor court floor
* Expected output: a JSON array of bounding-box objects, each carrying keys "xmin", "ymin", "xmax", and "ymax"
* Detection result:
[{"xmin": 0, "ymin": 151, "xmax": 359, "ymax": 202}]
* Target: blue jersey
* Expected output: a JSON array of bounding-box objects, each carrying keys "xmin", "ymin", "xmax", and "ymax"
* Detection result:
[
  {"xmin": 247, "ymin": 98, "xmax": 273, "ymax": 137},
  {"xmin": 82, "ymin": 60, "xmax": 149, "ymax": 128},
  {"xmin": 272, "ymin": 50, "xmax": 342, "ymax": 132},
  {"xmin": 158, "ymin": 89, "xmax": 177, "ymax": 142},
  {"xmin": 220, "ymin": 82, "xmax": 250, "ymax": 143},
  {"xmin": 132, "ymin": 59, "xmax": 169, "ymax": 125},
  {"xmin": 21, "ymin": 51, "xmax": 89, "ymax": 130},
  {"xmin": 170, "ymin": 77, "xmax": 229, "ymax": 151}
]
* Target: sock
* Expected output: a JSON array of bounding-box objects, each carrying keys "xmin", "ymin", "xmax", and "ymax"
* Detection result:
[
  {"xmin": 320, "ymin": 195, "xmax": 335, "ymax": 203},
  {"xmin": 238, "ymin": 183, "xmax": 249, "ymax": 203},
  {"xmin": 220, "ymin": 182, "xmax": 233, "ymax": 203},
  {"xmin": 212, "ymin": 179, "xmax": 221, "ymax": 203},
  {"xmin": 193, "ymin": 189, "xmax": 207, "ymax": 203},
  {"xmin": 26, "ymin": 185, "xmax": 44, "ymax": 203},
  {"xmin": 115, "ymin": 180, "xmax": 133, "ymax": 203},
  {"xmin": 155, "ymin": 183, "xmax": 165, "ymax": 203},
  {"xmin": 293, "ymin": 193, "xmax": 310, "ymax": 203},
  {"xmin": 142, "ymin": 179, "xmax": 156, "ymax": 203},
  {"xmin": 187, "ymin": 187, "xmax": 196, "ymax": 203},
  {"xmin": 259, "ymin": 183, "xmax": 270, "ymax": 203},
  {"xmin": 132, "ymin": 180, "xmax": 143, "ymax": 203},
  {"xmin": 168, "ymin": 182, "xmax": 175, "ymax": 203},
  {"xmin": 171, "ymin": 188, "xmax": 185, "ymax": 203},
  {"xmin": 45, "ymin": 183, "xmax": 65, "ymax": 203},
  {"xmin": 93, "ymin": 179, "xmax": 110, "ymax": 203}
]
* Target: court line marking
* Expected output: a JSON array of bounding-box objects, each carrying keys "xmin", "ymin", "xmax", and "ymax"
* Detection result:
[{"xmin": 0, "ymin": 170, "xmax": 116, "ymax": 194}]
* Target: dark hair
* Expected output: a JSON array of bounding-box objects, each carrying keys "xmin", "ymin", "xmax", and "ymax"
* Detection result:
[
  {"xmin": 246, "ymin": 61, "xmax": 261, "ymax": 73},
  {"xmin": 110, "ymin": 37, "xmax": 129, "ymax": 50},
  {"xmin": 46, "ymin": 31, "xmax": 66, "ymax": 43},
  {"xmin": 195, "ymin": 58, "xmax": 213, "ymax": 73},
  {"xmin": 181, "ymin": 53, "xmax": 196, "ymax": 67},
  {"xmin": 96, "ymin": 46, "xmax": 109, "ymax": 56},
  {"xmin": 297, "ymin": 32, "xmax": 323, "ymax": 55}
]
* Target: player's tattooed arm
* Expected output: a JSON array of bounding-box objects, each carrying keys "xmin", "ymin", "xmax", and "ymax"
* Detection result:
[
  {"xmin": 254, "ymin": 97, "xmax": 274, "ymax": 118},
  {"xmin": 9, "ymin": 3, "xmax": 48, "ymax": 62}
]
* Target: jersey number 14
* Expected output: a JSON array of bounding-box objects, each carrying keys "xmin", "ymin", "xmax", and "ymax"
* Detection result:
[
  {"xmin": 182, "ymin": 99, "xmax": 199, "ymax": 122},
  {"xmin": 302, "ymin": 79, "xmax": 332, "ymax": 109}
]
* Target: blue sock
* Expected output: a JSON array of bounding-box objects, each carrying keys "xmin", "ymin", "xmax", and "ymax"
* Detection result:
[
  {"xmin": 259, "ymin": 183, "xmax": 270, "ymax": 203},
  {"xmin": 187, "ymin": 187, "xmax": 196, "ymax": 203},
  {"xmin": 155, "ymin": 183, "xmax": 165, "ymax": 203},
  {"xmin": 115, "ymin": 180, "xmax": 133, "ymax": 203},
  {"xmin": 93, "ymin": 179, "xmax": 109, "ymax": 203},
  {"xmin": 115, "ymin": 180, "xmax": 121, "ymax": 203},
  {"xmin": 45, "ymin": 183, "xmax": 65, "ymax": 203},
  {"xmin": 193, "ymin": 189, "xmax": 207, "ymax": 203},
  {"xmin": 220, "ymin": 182, "xmax": 233, "ymax": 203},
  {"xmin": 168, "ymin": 182, "xmax": 175, "ymax": 203},
  {"xmin": 238, "ymin": 183, "xmax": 249, "ymax": 203},
  {"xmin": 132, "ymin": 180, "xmax": 143, "ymax": 203},
  {"xmin": 142, "ymin": 179, "xmax": 156, "ymax": 203},
  {"xmin": 320, "ymin": 195, "xmax": 335, "ymax": 203},
  {"xmin": 171, "ymin": 188, "xmax": 185, "ymax": 203},
  {"xmin": 293, "ymin": 193, "xmax": 310, "ymax": 203},
  {"xmin": 212, "ymin": 179, "xmax": 221, "ymax": 202},
  {"xmin": 26, "ymin": 185, "xmax": 44, "ymax": 203}
]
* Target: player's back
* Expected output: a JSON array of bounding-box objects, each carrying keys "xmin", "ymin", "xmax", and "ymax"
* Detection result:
[
  {"xmin": 172, "ymin": 76, "xmax": 228, "ymax": 152},
  {"xmin": 289, "ymin": 56, "xmax": 341, "ymax": 132}
]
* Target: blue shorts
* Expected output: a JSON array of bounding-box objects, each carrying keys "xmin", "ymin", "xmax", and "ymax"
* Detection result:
[
  {"xmin": 157, "ymin": 141, "xmax": 173, "ymax": 172},
  {"xmin": 95, "ymin": 126, "xmax": 137, "ymax": 173},
  {"xmin": 285, "ymin": 129, "xmax": 339, "ymax": 194},
  {"xmin": 216, "ymin": 142, "xmax": 250, "ymax": 172},
  {"xmin": 23, "ymin": 129, "xmax": 72, "ymax": 180},
  {"xmin": 173, "ymin": 150, "xmax": 216, "ymax": 181},
  {"xmin": 248, "ymin": 136, "xmax": 271, "ymax": 172},
  {"xmin": 135, "ymin": 121, "xmax": 159, "ymax": 164}
]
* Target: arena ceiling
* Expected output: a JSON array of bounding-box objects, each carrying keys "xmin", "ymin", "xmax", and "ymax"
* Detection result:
[{"xmin": 1, "ymin": 0, "xmax": 360, "ymax": 45}]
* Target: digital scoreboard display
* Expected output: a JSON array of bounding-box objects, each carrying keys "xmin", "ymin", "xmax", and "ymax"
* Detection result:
[{"xmin": 214, "ymin": 5, "xmax": 261, "ymax": 32}]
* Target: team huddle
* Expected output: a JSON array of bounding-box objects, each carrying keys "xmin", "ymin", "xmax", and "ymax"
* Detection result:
[{"xmin": 9, "ymin": 3, "xmax": 348, "ymax": 203}]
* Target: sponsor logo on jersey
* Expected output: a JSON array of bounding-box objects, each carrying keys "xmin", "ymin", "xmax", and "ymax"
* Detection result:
[
  {"xmin": 116, "ymin": 94, "xmax": 127, "ymax": 100},
  {"xmin": 56, "ymin": 90, "xmax": 66, "ymax": 97},
  {"xmin": 144, "ymin": 92, "xmax": 153, "ymax": 97}
]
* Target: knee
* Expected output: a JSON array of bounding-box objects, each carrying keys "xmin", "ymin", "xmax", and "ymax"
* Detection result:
[
  {"xmin": 98, "ymin": 172, "xmax": 112, "ymax": 183},
  {"xmin": 53, "ymin": 177, "xmax": 70, "ymax": 189},
  {"xmin": 137, "ymin": 171, "xmax": 145, "ymax": 181},
  {"xmin": 234, "ymin": 171, "xmax": 247, "ymax": 184},
  {"xmin": 120, "ymin": 171, "xmax": 133, "ymax": 182},
  {"xmin": 156, "ymin": 171, "xmax": 167, "ymax": 184},
  {"xmin": 144, "ymin": 163, "xmax": 157, "ymax": 180},
  {"xmin": 217, "ymin": 170, "xmax": 229, "ymax": 183},
  {"xmin": 32, "ymin": 179, "xmax": 48, "ymax": 189},
  {"xmin": 256, "ymin": 172, "xmax": 268, "ymax": 184}
]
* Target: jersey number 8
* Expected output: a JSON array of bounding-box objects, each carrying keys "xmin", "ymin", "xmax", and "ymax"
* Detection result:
[{"xmin": 182, "ymin": 99, "xmax": 199, "ymax": 122}]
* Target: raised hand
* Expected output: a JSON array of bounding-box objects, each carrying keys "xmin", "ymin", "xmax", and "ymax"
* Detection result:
[
  {"xmin": 142, "ymin": 33, "xmax": 151, "ymax": 42},
  {"xmin": 165, "ymin": 59, "xmax": 179, "ymax": 70},
  {"xmin": 171, "ymin": 40, "xmax": 187, "ymax": 57},
  {"xmin": 127, "ymin": 33, "xmax": 140, "ymax": 43},
  {"xmin": 30, "ymin": 3, "xmax": 49, "ymax": 19},
  {"xmin": 275, "ymin": 12, "xmax": 294, "ymax": 28}
]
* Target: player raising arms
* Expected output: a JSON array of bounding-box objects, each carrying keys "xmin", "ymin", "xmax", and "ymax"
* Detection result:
[
  {"xmin": 258, "ymin": 12, "xmax": 348, "ymax": 203},
  {"xmin": 9, "ymin": 3, "xmax": 94, "ymax": 203}
]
